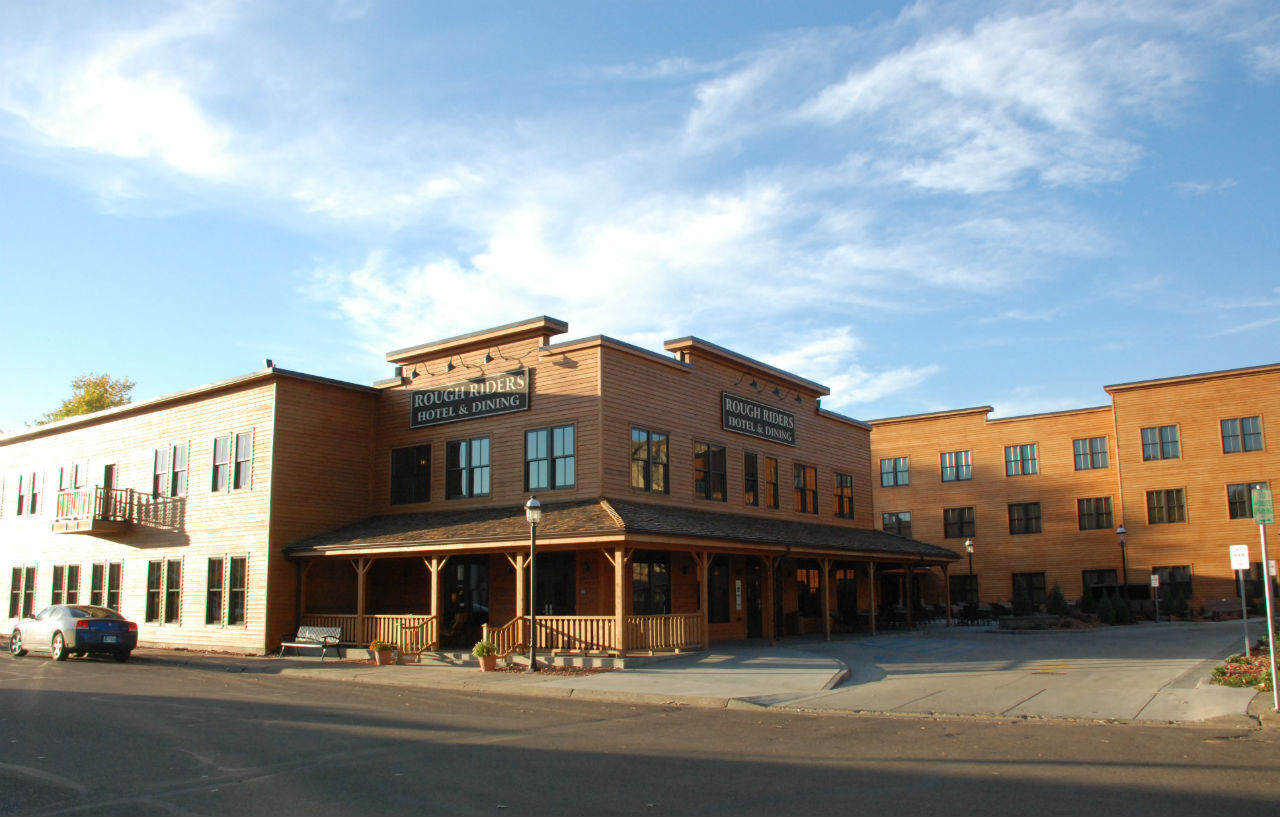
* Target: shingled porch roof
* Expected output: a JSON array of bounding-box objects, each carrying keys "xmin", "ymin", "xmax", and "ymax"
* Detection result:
[{"xmin": 285, "ymin": 497, "xmax": 960, "ymax": 563}]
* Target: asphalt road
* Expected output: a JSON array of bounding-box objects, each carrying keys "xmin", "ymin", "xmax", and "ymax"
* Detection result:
[{"xmin": 2, "ymin": 651, "xmax": 1277, "ymax": 816}]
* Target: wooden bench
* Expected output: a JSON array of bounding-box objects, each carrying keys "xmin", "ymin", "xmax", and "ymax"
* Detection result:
[
  {"xmin": 1202, "ymin": 598, "xmax": 1244, "ymax": 621},
  {"xmin": 279, "ymin": 625, "xmax": 343, "ymax": 660}
]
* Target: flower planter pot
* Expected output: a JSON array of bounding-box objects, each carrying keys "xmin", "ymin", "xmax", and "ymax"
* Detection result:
[
  {"xmin": 478, "ymin": 654, "xmax": 498, "ymax": 672},
  {"xmin": 373, "ymin": 649, "xmax": 394, "ymax": 666}
]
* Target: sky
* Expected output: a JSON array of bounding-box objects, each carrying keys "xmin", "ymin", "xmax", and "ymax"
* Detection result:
[{"xmin": 1, "ymin": 0, "xmax": 1277, "ymax": 433}]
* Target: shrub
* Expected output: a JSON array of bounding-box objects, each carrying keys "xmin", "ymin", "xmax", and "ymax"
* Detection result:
[
  {"xmin": 1171, "ymin": 590, "xmax": 1191, "ymax": 619},
  {"xmin": 1012, "ymin": 581, "xmax": 1034, "ymax": 616},
  {"xmin": 1096, "ymin": 593, "xmax": 1116, "ymax": 625},
  {"xmin": 1078, "ymin": 591, "xmax": 1096, "ymax": 615},
  {"xmin": 472, "ymin": 639, "xmax": 497, "ymax": 657},
  {"xmin": 1046, "ymin": 582, "xmax": 1070, "ymax": 616},
  {"xmin": 1114, "ymin": 596, "xmax": 1134, "ymax": 625}
]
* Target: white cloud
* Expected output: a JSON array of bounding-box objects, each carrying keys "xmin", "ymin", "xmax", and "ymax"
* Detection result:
[{"xmin": 1173, "ymin": 177, "xmax": 1238, "ymax": 195}]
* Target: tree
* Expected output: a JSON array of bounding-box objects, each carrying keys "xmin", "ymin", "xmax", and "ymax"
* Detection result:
[{"xmin": 37, "ymin": 373, "xmax": 135, "ymax": 425}]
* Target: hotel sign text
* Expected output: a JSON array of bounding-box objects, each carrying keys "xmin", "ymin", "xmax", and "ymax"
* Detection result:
[
  {"xmin": 410, "ymin": 368, "xmax": 529, "ymax": 428},
  {"xmin": 722, "ymin": 392, "xmax": 795, "ymax": 446}
]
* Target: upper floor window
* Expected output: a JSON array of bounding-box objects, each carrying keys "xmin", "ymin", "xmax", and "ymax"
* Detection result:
[
  {"xmin": 1146, "ymin": 488, "xmax": 1186, "ymax": 524},
  {"xmin": 16, "ymin": 472, "xmax": 40, "ymax": 516},
  {"xmin": 834, "ymin": 473, "xmax": 854, "ymax": 519},
  {"xmin": 944, "ymin": 506, "xmax": 975, "ymax": 538},
  {"xmin": 153, "ymin": 444, "xmax": 189, "ymax": 497},
  {"xmin": 212, "ymin": 433, "xmax": 252, "ymax": 492},
  {"xmin": 1227, "ymin": 481, "xmax": 1268, "ymax": 519},
  {"xmin": 526, "ymin": 425, "xmax": 575, "ymax": 491},
  {"xmin": 1077, "ymin": 497, "xmax": 1114, "ymax": 530},
  {"xmin": 390, "ymin": 444, "xmax": 430, "ymax": 505},
  {"xmin": 940, "ymin": 450, "xmax": 971, "ymax": 482},
  {"xmin": 630, "ymin": 428, "xmax": 669, "ymax": 494},
  {"xmin": 1141, "ymin": 425, "xmax": 1179, "ymax": 461},
  {"xmin": 446, "ymin": 437, "xmax": 490, "ymax": 499},
  {"xmin": 743, "ymin": 453, "xmax": 759, "ymax": 506},
  {"xmin": 1008, "ymin": 502, "xmax": 1042, "ymax": 534},
  {"xmin": 693, "ymin": 442, "xmax": 727, "ymax": 501},
  {"xmin": 764, "ymin": 457, "xmax": 779, "ymax": 509},
  {"xmin": 794, "ymin": 464, "xmax": 818, "ymax": 514},
  {"xmin": 1221, "ymin": 416, "xmax": 1263, "ymax": 454},
  {"xmin": 1005, "ymin": 444, "xmax": 1038, "ymax": 476},
  {"xmin": 1073, "ymin": 437, "xmax": 1108, "ymax": 470},
  {"xmin": 880, "ymin": 457, "xmax": 909, "ymax": 487},
  {"xmin": 882, "ymin": 511, "xmax": 911, "ymax": 538}
]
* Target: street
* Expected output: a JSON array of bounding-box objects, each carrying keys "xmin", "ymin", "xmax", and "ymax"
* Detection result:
[{"xmin": 2, "ymin": 652, "xmax": 1277, "ymax": 816}]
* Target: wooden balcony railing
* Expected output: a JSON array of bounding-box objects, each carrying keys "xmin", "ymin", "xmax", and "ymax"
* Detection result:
[{"xmin": 53, "ymin": 487, "xmax": 184, "ymax": 533}]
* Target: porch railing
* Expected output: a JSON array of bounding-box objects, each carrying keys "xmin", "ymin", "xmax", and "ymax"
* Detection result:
[
  {"xmin": 298, "ymin": 613, "xmax": 435, "ymax": 648},
  {"xmin": 55, "ymin": 487, "xmax": 184, "ymax": 530},
  {"xmin": 625, "ymin": 613, "xmax": 704, "ymax": 652}
]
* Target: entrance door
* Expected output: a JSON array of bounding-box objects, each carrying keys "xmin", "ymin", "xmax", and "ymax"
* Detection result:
[
  {"xmin": 744, "ymin": 563, "xmax": 763, "ymax": 638},
  {"xmin": 442, "ymin": 556, "xmax": 489, "ymax": 647},
  {"xmin": 101, "ymin": 464, "xmax": 117, "ymax": 518},
  {"xmin": 534, "ymin": 552, "xmax": 576, "ymax": 615}
]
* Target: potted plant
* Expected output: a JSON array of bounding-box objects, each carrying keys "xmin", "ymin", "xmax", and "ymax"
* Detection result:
[
  {"xmin": 369, "ymin": 640, "xmax": 396, "ymax": 666},
  {"xmin": 472, "ymin": 639, "xmax": 499, "ymax": 672}
]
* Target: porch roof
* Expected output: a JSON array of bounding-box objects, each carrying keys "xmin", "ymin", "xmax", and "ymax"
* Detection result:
[{"xmin": 284, "ymin": 498, "xmax": 961, "ymax": 563}]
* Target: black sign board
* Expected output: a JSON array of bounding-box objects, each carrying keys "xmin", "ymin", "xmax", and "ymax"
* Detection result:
[
  {"xmin": 410, "ymin": 368, "xmax": 530, "ymax": 428},
  {"xmin": 721, "ymin": 392, "xmax": 796, "ymax": 446}
]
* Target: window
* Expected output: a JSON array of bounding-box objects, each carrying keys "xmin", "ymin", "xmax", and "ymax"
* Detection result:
[
  {"xmin": 9, "ymin": 566, "xmax": 36, "ymax": 619},
  {"xmin": 1073, "ymin": 437, "xmax": 1108, "ymax": 470},
  {"xmin": 880, "ymin": 457, "xmax": 909, "ymax": 487},
  {"xmin": 949, "ymin": 574, "xmax": 978, "ymax": 606},
  {"xmin": 764, "ymin": 457, "xmax": 779, "ymax": 509},
  {"xmin": 16, "ymin": 471, "xmax": 40, "ymax": 516},
  {"xmin": 89, "ymin": 563, "xmax": 122, "ymax": 609},
  {"xmin": 205, "ymin": 556, "xmax": 248, "ymax": 626},
  {"xmin": 147, "ymin": 560, "xmax": 182, "ymax": 623},
  {"xmin": 171, "ymin": 444, "xmax": 188, "ymax": 496},
  {"xmin": 796, "ymin": 567, "xmax": 821, "ymax": 617},
  {"xmin": 834, "ymin": 473, "xmax": 854, "ymax": 519},
  {"xmin": 794, "ymin": 464, "xmax": 817, "ymax": 514},
  {"xmin": 743, "ymin": 453, "xmax": 759, "ymax": 506},
  {"xmin": 693, "ymin": 442, "xmax": 727, "ymax": 501},
  {"xmin": 1227, "ymin": 482, "xmax": 1268, "ymax": 519},
  {"xmin": 708, "ymin": 556, "xmax": 730, "ymax": 624},
  {"xmin": 943, "ymin": 506, "xmax": 975, "ymax": 539},
  {"xmin": 940, "ymin": 450, "xmax": 971, "ymax": 482},
  {"xmin": 631, "ymin": 551, "xmax": 670, "ymax": 614},
  {"xmin": 1147, "ymin": 489, "xmax": 1187, "ymax": 524},
  {"xmin": 1005, "ymin": 444, "xmax": 1038, "ymax": 476},
  {"xmin": 1012, "ymin": 572, "xmax": 1047, "ymax": 606},
  {"xmin": 630, "ymin": 428, "xmax": 669, "ymax": 493},
  {"xmin": 526, "ymin": 425, "xmax": 575, "ymax": 491},
  {"xmin": 233, "ymin": 432, "xmax": 253, "ymax": 489},
  {"xmin": 212, "ymin": 434, "xmax": 251, "ymax": 492},
  {"xmin": 1141, "ymin": 425, "xmax": 1180, "ymax": 461},
  {"xmin": 152, "ymin": 445, "xmax": 188, "ymax": 497},
  {"xmin": 1077, "ymin": 497, "xmax": 1114, "ymax": 530},
  {"xmin": 390, "ymin": 444, "xmax": 431, "ymax": 505},
  {"xmin": 446, "ymin": 437, "xmax": 491, "ymax": 498},
  {"xmin": 1008, "ymin": 502, "xmax": 1042, "ymax": 534},
  {"xmin": 50, "ymin": 564, "xmax": 79, "ymax": 605},
  {"xmin": 1082, "ymin": 569, "xmax": 1117, "ymax": 593},
  {"xmin": 212, "ymin": 436, "xmax": 230, "ymax": 491},
  {"xmin": 1222, "ymin": 416, "xmax": 1263, "ymax": 453},
  {"xmin": 882, "ymin": 511, "xmax": 911, "ymax": 538},
  {"xmin": 1152, "ymin": 565, "xmax": 1192, "ymax": 599},
  {"xmin": 153, "ymin": 448, "xmax": 169, "ymax": 497}
]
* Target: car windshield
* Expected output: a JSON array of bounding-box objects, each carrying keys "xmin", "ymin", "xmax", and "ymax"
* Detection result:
[{"xmin": 67, "ymin": 606, "xmax": 123, "ymax": 620}]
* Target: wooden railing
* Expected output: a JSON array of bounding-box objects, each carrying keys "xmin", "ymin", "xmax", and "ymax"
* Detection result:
[
  {"xmin": 300, "ymin": 614, "xmax": 360, "ymax": 643},
  {"xmin": 299, "ymin": 613, "xmax": 435, "ymax": 648},
  {"xmin": 482, "ymin": 617, "xmax": 527, "ymax": 658},
  {"xmin": 537, "ymin": 616, "xmax": 618, "ymax": 654},
  {"xmin": 55, "ymin": 487, "xmax": 184, "ymax": 530},
  {"xmin": 625, "ymin": 613, "xmax": 705, "ymax": 651}
]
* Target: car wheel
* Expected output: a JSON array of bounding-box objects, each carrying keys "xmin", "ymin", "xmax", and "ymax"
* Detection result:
[
  {"xmin": 9, "ymin": 629, "xmax": 27, "ymax": 657},
  {"xmin": 114, "ymin": 650, "xmax": 131, "ymax": 663},
  {"xmin": 51, "ymin": 632, "xmax": 69, "ymax": 661}
]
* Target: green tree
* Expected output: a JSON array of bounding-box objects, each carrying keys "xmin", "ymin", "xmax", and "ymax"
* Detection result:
[{"xmin": 37, "ymin": 373, "xmax": 135, "ymax": 425}]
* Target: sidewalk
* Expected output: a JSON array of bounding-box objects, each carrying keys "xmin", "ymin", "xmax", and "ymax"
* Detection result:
[{"xmin": 143, "ymin": 619, "xmax": 1278, "ymax": 727}]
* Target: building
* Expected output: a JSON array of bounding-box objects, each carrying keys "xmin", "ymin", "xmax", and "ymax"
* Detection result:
[
  {"xmin": 869, "ymin": 364, "xmax": 1280, "ymax": 611},
  {"xmin": 3, "ymin": 317, "xmax": 957, "ymax": 655}
]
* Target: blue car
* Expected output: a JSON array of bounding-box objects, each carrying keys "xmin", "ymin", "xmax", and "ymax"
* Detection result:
[{"xmin": 9, "ymin": 604, "xmax": 138, "ymax": 662}]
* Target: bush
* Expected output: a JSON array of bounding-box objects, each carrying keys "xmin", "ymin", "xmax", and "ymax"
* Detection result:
[
  {"xmin": 1078, "ymin": 591, "xmax": 1096, "ymax": 615},
  {"xmin": 1012, "ymin": 581, "xmax": 1034, "ymax": 616},
  {"xmin": 1171, "ymin": 590, "xmax": 1191, "ymax": 619},
  {"xmin": 1046, "ymin": 582, "xmax": 1070, "ymax": 616},
  {"xmin": 1096, "ymin": 593, "xmax": 1116, "ymax": 625},
  {"xmin": 1114, "ymin": 596, "xmax": 1134, "ymax": 625},
  {"xmin": 472, "ymin": 639, "xmax": 497, "ymax": 657}
]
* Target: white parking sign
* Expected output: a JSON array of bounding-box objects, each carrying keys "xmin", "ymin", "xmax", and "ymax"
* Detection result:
[{"xmin": 1230, "ymin": 544, "xmax": 1250, "ymax": 571}]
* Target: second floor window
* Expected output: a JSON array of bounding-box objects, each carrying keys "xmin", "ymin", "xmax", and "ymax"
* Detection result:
[
  {"xmin": 1147, "ymin": 488, "xmax": 1186, "ymax": 524},
  {"xmin": 526, "ymin": 425, "xmax": 575, "ymax": 491},
  {"xmin": 794, "ymin": 464, "xmax": 818, "ymax": 514},
  {"xmin": 630, "ymin": 428, "xmax": 669, "ymax": 493},
  {"xmin": 1005, "ymin": 444, "xmax": 1038, "ymax": 476},
  {"xmin": 944, "ymin": 506, "xmax": 975, "ymax": 538},
  {"xmin": 743, "ymin": 453, "xmax": 759, "ymax": 506},
  {"xmin": 390, "ymin": 444, "xmax": 430, "ymax": 505},
  {"xmin": 446, "ymin": 437, "xmax": 490, "ymax": 498},
  {"xmin": 1227, "ymin": 481, "xmax": 1268, "ymax": 519},
  {"xmin": 1142, "ymin": 425, "xmax": 1180, "ymax": 461},
  {"xmin": 1077, "ymin": 497, "xmax": 1114, "ymax": 530},
  {"xmin": 693, "ymin": 442, "xmax": 727, "ymax": 501},
  {"xmin": 153, "ymin": 444, "xmax": 189, "ymax": 497},
  {"xmin": 1008, "ymin": 502, "xmax": 1042, "ymax": 534},
  {"xmin": 880, "ymin": 457, "xmax": 909, "ymax": 487},
  {"xmin": 764, "ymin": 457, "xmax": 779, "ymax": 509},
  {"xmin": 882, "ymin": 511, "xmax": 911, "ymax": 538},
  {"xmin": 1073, "ymin": 437, "xmax": 1108, "ymax": 470},
  {"xmin": 940, "ymin": 450, "xmax": 971, "ymax": 482},
  {"xmin": 1221, "ymin": 416, "xmax": 1263, "ymax": 453},
  {"xmin": 834, "ymin": 473, "xmax": 853, "ymax": 518},
  {"xmin": 212, "ymin": 433, "xmax": 250, "ymax": 492}
]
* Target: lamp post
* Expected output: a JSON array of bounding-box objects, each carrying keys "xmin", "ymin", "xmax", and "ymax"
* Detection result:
[
  {"xmin": 525, "ymin": 495, "xmax": 542, "ymax": 673},
  {"xmin": 964, "ymin": 538, "xmax": 974, "ymax": 604},
  {"xmin": 1116, "ymin": 525, "xmax": 1128, "ymax": 601}
]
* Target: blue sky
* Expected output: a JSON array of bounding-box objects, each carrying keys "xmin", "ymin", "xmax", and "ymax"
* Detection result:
[{"xmin": 1, "ymin": 0, "xmax": 1277, "ymax": 433}]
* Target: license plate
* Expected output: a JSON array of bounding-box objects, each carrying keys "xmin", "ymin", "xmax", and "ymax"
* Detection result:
[{"xmin": 103, "ymin": 635, "xmax": 117, "ymax": 643}]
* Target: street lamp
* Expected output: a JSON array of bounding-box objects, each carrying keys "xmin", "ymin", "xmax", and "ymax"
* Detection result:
[
  {"xmin": 964, "ymin": 538, "xmax": 974, "ymax": 604},
  {"xmin": 1116, "ymin": 525, "xmax": 1128, "ymax": 601},
  {"xmin": 525, "ymin": 495, "xmax": 542, "ymax": 673}
]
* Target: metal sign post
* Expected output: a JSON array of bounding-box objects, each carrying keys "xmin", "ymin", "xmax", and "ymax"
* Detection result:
[
  {"xmin": 1150, "ymin": 574, "xmax": 1160, "ymax": 623},
  {"xmin": 1251, "ymin": 487, "xmax": 1278, "ymax": 713},
  {"xmin": 1230, "ymin": 544, "xmax": 1251, "ymax": 656}
]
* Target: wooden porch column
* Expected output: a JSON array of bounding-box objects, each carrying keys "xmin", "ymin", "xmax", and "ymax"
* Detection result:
[
  {"xmin": 424, "ymin": 555, "xmax": 450, "ymax": 649},
  {"xmin": 942, "ymin": 563, "xmax": 952, "ymax": 627},
  {"xmin": 762, "ymin": 555, "xmax": 776, "ymax": 646},
  {"xmin": 298, "ymin": 561, "xmax": 313, "ymax": 619},
  {"xmin": 505, "ymin": 552, "xmax": 530, "ymax": 643},
  {"xmin": 602, "ymin": 547, "xmax": 633, "ymax": 655},
  {"xmin": 351, "ymin": 557, "xmax": 372, "ymax": 644},
  {"xmin": 692, "ymin": 551, "xmax": 711, "ymax": 648},
  {"xmin": 903, "ymin": 562, "xmax": 914, "ymax": 629},
  {"xmin": 819, "ymin": 557, "xmax": 832, "ymax": 641},
  {"xmin": 866, "ymin": 561, "xmax": 877, "ymax": 637}
]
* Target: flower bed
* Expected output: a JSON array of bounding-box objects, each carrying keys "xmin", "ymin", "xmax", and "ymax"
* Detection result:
[{"xmin": 1211, "ymin": 643, "xmax": 1275, "ymax": 691}]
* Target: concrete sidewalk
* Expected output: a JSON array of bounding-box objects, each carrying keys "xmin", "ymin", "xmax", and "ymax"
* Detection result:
[{"xmin": 145, "ymin": 619, "xmax": 1278, "ymax": 727}]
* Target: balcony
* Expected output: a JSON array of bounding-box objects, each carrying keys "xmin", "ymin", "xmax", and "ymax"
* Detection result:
[{"xmin": 53, "ymin": 487, "xmax": 184, "ymax": 534}]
